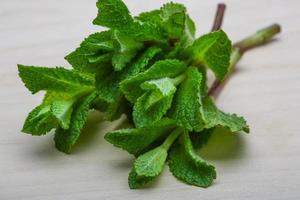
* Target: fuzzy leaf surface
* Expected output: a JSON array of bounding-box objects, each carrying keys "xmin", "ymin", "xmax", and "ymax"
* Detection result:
[
  {"xmin": 96, "ymin": 47, "xmax": 161, "ymax": 103},
  {"xmin": 170, "ymin": 67, "xmax": 205, "ymax": 131},
  {"xmin": 120, "ymin": 59, "xmax": 187, "ymax": 103},
  {"xmin": 65, "ymin": 31, "xmax": 113, "ymax": 72},
  {"xmin": 168, "ymin": 131, "xmax": 216, "ymax": 187},
  {"xmin": 18, "ymin": 65, "xmax": 94, "ymax": 94},
  {"xmin": 202, "ymin": 97, "xmax": 249, "ymax": 133},
  {"xmin": 105, "ymin": 118, "xmax": 175, "ymax": 155},
  {"xmin": 93, "ymin": 0, "xmax": 133, "ymax": 29},
  {"xmin": 187, "ymin": 31, "xmax": 232, "ymax": 80},
  {"xmin": 54, "ymin": 92, "xmax": 98, "ymax": 153}
]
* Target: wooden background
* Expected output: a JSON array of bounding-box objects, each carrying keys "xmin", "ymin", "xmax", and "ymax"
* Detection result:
[{"xmin": 1, "ymin": 0, "xmax": 299, "ymax": 199}]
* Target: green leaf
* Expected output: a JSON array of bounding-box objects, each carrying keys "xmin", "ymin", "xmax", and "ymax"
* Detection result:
[
  {"xmin": 131, "ymin": 67, "xmax": 186, "ymax": 128},
  {"xmin": 136, "ymin": 10, "xmax": 162, "ymax": 26},
  {"xmin": 54, "ymin": 92, "xmax": 98, "ymax": 153},
  {"xmin": 128, "ymin": 169, "xmax": 154, "ymax": 189},
  {"xmin": 133, "ymin": 90, "xmax": 175, "ymax": 128},
  {"xmin": 112, "ymin": 30, "xmax": 143, "ymax": 71},
  {"xmin": 22, "ymin": 92, "xmax": 76, "ymax": 135},
  {"xmin": 104, "ymin": 95, "xmax": 131, "ymax": 121},
  {"xmin": 18, "ymin": 65, "xmax": 94, "ymax": 94},
  {"xmin": 132, "ymin": 73, "xmax": 185, "ymax": 128},
  {"xmin": 141, "ymin": 77, "xmax": 177, "ymax": 95},
  {"xmin": 168, "ymin": 131, "xmax": 216, "ymax": 188},
  {"xmin": 93, "ymin": 0, "xmax": 164, "ymax": 41},
  {"xmin": 170, "ymin": 67, "xmax": 205, "ymax": 132},
  {"xmin": 50, "ymin": 100, "xmax": 74, "ymax": 129},
  {"xmin": 202, "ymin": 97, "xmax": 249, "ymax": 133},
  {"xmin": 22, "ymin": 104, "xmax": 58, "ymax": 135},
  {"xmin": 136, "ymin": 3, "xmax": 195, "ymax": 44},
  {"xmin": 186, "ymin": 30, "xmax": 232, "ymax": 80},
  {"xmin": 134, "ymin": 11, "xmax": 168, "ymax": 42},
  {"xmin": 105, "ymin": 118, "xmax": 175, "ymax": 155},
  {"xmin": 129, "ymin": 146, "xmax": 169, "ymax": 189},
  {"xmin": 140, "ymin": 77, "xmax": 177, "ymax": 108},
  {"xmin": 96, "ymin": 46, "xmax": 161, "ymax": 103},
  {"xmin": 134, "ymin": 146, "xmax": 168, "ymax": 177},
  {"xmin": 65, "ymin": 31, "xmax": 113, "ymax": 72},
  {"xmin": 95, "ymin": 47, "xmax": 161, "ymax": 123},
  {"xmin": 126, "ymin": 21, "xmax": 165, "ymax": 42},
  {"xmin": 121, "ymin": 59, "xmax": 187, "ymax": 103},
  {"xmin": 93, "ymin": 0, "xmax": 133, "ymax": 29},
  {"xmin": 128, "ymin": 128, "xmax": 182, "ymax": 189},
  {"xmin": 132, "ymin": 74, "xmax": 185, "ymax": 127},
  {"xmin": 93, "ymin": 0, "xmax": 163, "ymax": 42},
  {"xmin": 160, "ymin": 2, "xmax": 187, "ymax": 39},
  {"xmin": 179, "ymin": 15, "xmax": 196, "ymax": 48}
]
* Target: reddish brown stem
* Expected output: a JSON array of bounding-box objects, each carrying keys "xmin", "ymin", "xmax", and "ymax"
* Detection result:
[
  {"xmin": 211, "ymin": 3, "xmax": 226, "ymax": 31},
  {"xmin": 208, "ymin": 79, "xmax": 222, "ymax": 97},
  {"xmin": 208, "ymin": 24, "xmax": 281, "ymax": 98},
  {"xmin": 207, "ymin": 3, "xmax": 226, "ymax": 97},
  {"xmin": 208, "ymin": 50, "xmax": 241, "ymax": 97}
]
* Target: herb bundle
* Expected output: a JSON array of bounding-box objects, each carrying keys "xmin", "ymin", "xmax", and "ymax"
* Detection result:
[{"xmin": 18, "ymin": 0, "xmax": 280, "ymax": 189}]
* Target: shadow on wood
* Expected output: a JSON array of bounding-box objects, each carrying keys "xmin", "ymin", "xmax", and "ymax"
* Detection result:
[{"xmin": 199, "ymin": 127, "xmax": 247, "ymax": 162}]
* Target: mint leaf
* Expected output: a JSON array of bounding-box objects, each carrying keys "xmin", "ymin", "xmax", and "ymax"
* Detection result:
[
  {"xmin": 112, "ymin": 30, "xmax": 143, "ymax": 71},
  {"xmin": 186, "ymin": 31, "xmax": 232, "ymax": 80},
  {"xmin": 181, "ymin": 15, "xmax": 196, "ymax": 47},
  {"xmin": 170, "ymin": 67, "xmax": 205, "ymax": 132},
  {"xmin": 22, "ymin": 104, "xmax": 58, "ymax": 135},
  {"xmin": 129, "ymin": 145, "xmax": 169, "ymax": 189},
  {"xmin": 17, "ymin": 0, "xmax": 261, "ymax": 189},
  {"xmin": 136, "ymin": 2, "xmax": 195, "ymax": 45},
  {"xmin": 168, "ymin": 131, "xmax": 216, "ymax": 187},
  {"xmin": 132, "ymin": 90, "xmax": 175, "ymax": 128},
  {"xmin": 54, "ymin": 92, "xmax": 98, "ymax": 153},
  {"xmin": 105, "ymin": 95, "xmax": 131, "ymax": 121},
  {"xmin": 93, "ymin": 0, "xmax": 133, "ymax": 29},
  {"xmin": 140, "ymin": 77, "xmax": 177, "ymax": 108},
  {"xmin": 120, "ymin": 59, "xmax": 187, "ymax": 103},
  {"xmin": 95, "ymin": 65, "xmax": 126, "ymax": 103},
  {"xmin": 132, "ymin": 73, "xmax": 186, "ymax": 128},
  {"xmin": 160, "ymin": 2, "xmax": 187, "ymax": 39},
  {"xmin": 128, "ymin": 169, "xmax": 154, "ymax": 189},
  {"xmin": 18, "ymin": 65, "xmax": 94, "ymax": 94},
  {"xmin": 65, "ymin": 31, "xmax": 113, "ymax": 72},
  {"xmin": 96, "ymin": 47, "xmax": 161, "ymax": 103},
  {"xmin": 134, "ymin": 146, "xmax": 168, "ymax": 177},
  {"xmin": 202, "ymin": 97, "xmax": 249, "ymax": 133},
  {"xmin": 22, "ymin": 92, "xmax": 78, "ymax": 135},
  {"xmin": 50, "ymin": 100, "xmax": 74, "ymax": 129},
  {"xmin": 136, "ymin": 10, "xmax": 162, "ymax": 25},
  {"xmin": 131, "ymin": 67, "xmax": 186, "ymax": 128},
  {"xmin": 126, "ymin": 21, "xmax": 164, "ymax": 42},
  {"xmin": 93, "ymin": 0, "xmax": 163, "ymax": 42},
  {"xmin": 105, "ymin": 118, "xmax": 175, "ymax": 155},
  {"xmin": 129, "ymin": 128, "xmax": 182, "ymax": 189}
]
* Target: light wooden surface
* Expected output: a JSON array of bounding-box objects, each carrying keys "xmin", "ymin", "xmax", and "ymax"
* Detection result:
[{"xmin": 1, "ymin": 0, "xmax": 300, "ymax": 199}]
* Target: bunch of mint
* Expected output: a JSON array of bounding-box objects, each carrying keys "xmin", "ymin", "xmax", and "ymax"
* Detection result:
[{"xmin": 18, "ymin": 0, "xmax": 280, "ymax": 189}]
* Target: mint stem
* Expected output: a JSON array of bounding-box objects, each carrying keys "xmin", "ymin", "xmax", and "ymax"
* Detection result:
[
  {"xmin": 162, "ymin": 128, "xmax": 182, "ymax": 150},
  {"xmin": 172, "ymin": 73, "xmax": 186, "ymax": 86},
  {"xmin": 234, "ymin": 24, "xmax": 281, "ymax": 53},
  {"xmin": 208, "ymin": 24, "xmax": 281, "ymax": 97},
  {"xmin": 211, "ymin": 3, "xmax": 226, "ymax": 31}
]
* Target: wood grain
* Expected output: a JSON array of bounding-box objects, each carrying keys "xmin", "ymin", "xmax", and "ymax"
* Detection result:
[{"xmin": 1, "ymin": 0, "xmax": 300, "ymax": 199}]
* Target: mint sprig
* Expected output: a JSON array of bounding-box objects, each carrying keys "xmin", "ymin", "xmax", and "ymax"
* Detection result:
[{"xmin": 17, "ymin": 0, "xmax": 280, "ymax": 188}]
